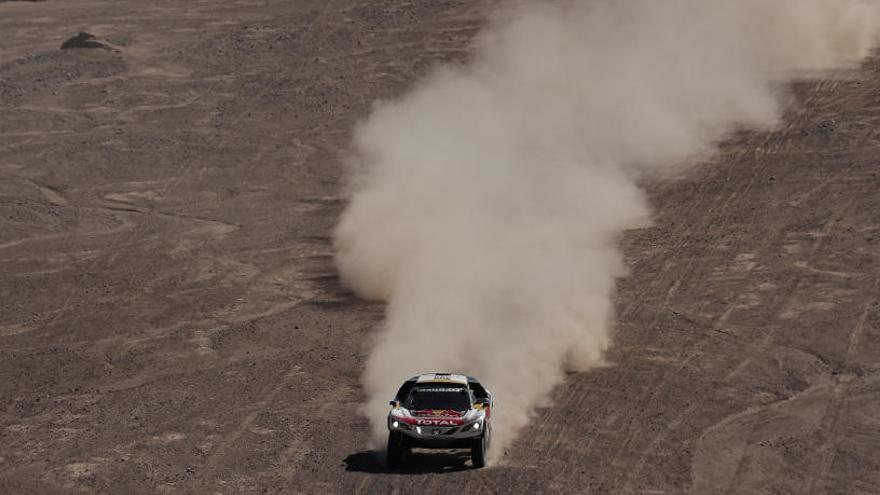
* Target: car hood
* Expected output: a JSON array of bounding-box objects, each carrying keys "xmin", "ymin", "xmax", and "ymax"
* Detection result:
[
  {"xmin": 412, "ymin": 409, "xmax": 466, "ymax": 418},
  {"xmin": 391, "ymin": 408, "xmax": 485, "ymax": 426}
]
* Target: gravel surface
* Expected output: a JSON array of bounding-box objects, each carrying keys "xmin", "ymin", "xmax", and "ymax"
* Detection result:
[{"xmin": 1, "ymin": 1, "xmax": 878, "ymax": 493}]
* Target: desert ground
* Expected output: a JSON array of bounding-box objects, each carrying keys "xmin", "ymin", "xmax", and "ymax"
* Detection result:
[{"xmin": 1, "ymin": 1, "xmax": 879, "ymax": 493}]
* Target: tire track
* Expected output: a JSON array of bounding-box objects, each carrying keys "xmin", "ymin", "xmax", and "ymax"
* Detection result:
[
  {"xmin": 805, "ymin": 298, "xmax": 874, "ymax": 494},
  {"xmin": 611, "ymin": 76, "xmax": 861, "ymax": 493}
]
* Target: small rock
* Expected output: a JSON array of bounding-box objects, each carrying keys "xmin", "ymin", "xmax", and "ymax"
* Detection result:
[{"xmin": 60, "ymin": 32, "xmax": 115, "ymax": 51}]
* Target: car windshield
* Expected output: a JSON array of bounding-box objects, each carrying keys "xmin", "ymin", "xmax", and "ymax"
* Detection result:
[{"xmin": 407, "ymin": 386, "xmax": 471, "ymax": 411}]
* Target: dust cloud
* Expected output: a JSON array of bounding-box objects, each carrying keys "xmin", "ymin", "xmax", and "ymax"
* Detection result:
[{"xmin": 334, "ymin": 0, "xmax": 879, "ymax": 461}]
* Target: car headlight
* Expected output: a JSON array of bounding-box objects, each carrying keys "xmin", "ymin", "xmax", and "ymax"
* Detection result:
[
  {"xmin": 389, "ymin": 416, "xmax": 412, "ymax": 431},
  {"xmin": 464, "ymin": 419, "xmax": 483, "ymax": 431}
]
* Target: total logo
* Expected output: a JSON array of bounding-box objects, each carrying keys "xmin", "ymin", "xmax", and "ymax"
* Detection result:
[{"xmin": 415, "ymin": 419, "xmax": 460, "ymax": 426}]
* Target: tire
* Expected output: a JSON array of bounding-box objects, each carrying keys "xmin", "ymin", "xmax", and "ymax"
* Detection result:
[
  {"xmin": 386, "ymin": 431, "xmax": 404, "ymax": 470},
  {"xmin": 471, "ymin": 433, "xmax": 487, "ymax": 469}
]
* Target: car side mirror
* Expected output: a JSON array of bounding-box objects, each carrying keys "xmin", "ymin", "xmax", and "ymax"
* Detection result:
[
  {"xmin": 476, "ymin": 398, "xmax": 490, "ymax": 407},
  {"xmin": 389, "ymin": 400, "xmax": 400, "ymax": 408}
]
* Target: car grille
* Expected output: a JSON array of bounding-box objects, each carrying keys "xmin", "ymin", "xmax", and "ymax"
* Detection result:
[{"xmin": 426, "ymin": 426, "xmax": 459, "ymax": 436}]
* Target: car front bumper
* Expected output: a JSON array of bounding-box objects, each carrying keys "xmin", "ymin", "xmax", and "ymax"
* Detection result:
[{"xmin": 389, "ymin": 417, "xmax": 486, "ymax": 447}]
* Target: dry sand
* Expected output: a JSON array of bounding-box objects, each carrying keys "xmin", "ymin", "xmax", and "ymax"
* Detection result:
[{"xmin": 1, "ymin": 1, "xmax": 878, "ymax": 493}]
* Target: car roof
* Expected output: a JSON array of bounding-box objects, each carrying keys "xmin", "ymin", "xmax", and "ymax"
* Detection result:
[{"xmin": 413, "ymin": 373, "xmax": 469, "ymax": 385}]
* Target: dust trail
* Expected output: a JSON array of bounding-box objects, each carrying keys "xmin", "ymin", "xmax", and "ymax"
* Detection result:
[{"xmin": 334, "ymin": 0, "xmax": 879, "ymax": 461}]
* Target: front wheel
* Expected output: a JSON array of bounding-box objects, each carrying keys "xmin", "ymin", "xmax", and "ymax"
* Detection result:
[
  {"xmin": 386, "ymin": 431, "xmax": 404, "ymax": 470},
  {"xmin": 471, "ymin": 433, "xmax": 488, "ymax": 468}
]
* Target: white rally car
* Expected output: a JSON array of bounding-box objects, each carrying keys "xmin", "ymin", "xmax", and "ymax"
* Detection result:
[{"xmin": 386, "ymin": 373, "xmax": 492, "ymax": 469}]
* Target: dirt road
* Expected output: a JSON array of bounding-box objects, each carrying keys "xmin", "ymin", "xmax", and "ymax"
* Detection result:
[{"xmin": 1, "ymin": 1, "xmax": 878, "ymax": 493}]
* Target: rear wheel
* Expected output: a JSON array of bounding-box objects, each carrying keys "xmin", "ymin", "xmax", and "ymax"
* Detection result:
[
  {"xmin": 386, "ymin": 432, "xmax": 405, "ymax": 470},
  {"xmin": 471, "ymin": 433, "xmax": 487, "ymax": 468}
]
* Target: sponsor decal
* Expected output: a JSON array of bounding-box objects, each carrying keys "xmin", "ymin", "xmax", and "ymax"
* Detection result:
[
  {"xmin": 416, "ymin": 373, "xmax": 468, "ymax": 384},
  {"xmin": 395, "ymin": 416, "xmax": 419, "ymax": 425},
  {"xmin": 391, "ymin": 413, "xmax": 464, "ymax": 426},
  {"xmin": 413, "ymin": 409, "xmax": 465, "ymax": 418},
  {"xmin": 415, "ymin": 418, "xmax": 463, "ymax": 426}
]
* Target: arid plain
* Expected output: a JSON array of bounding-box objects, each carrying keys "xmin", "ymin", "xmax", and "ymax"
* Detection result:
[{"xmin": 1, "ymin": 1, "xmax": 879, "ymax": 493}]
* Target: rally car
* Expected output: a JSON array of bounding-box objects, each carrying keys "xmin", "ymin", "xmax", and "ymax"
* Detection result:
[{"xmin": 386, "ymin": 373, "xmax": 492, "ymax": 469}]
